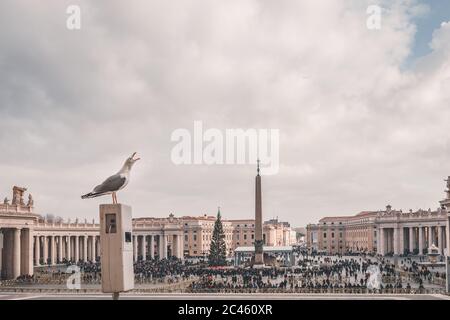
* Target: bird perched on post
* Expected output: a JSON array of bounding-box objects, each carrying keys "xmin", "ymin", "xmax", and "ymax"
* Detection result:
[{"xmin": 81, "ymin": 152, "xmax": 140, "ymax": 204}]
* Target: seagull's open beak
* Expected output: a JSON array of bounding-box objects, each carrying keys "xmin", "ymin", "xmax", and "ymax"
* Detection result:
[{"xmin": 131, "ymin": 152, "xmax": 140, "ymax": 161}]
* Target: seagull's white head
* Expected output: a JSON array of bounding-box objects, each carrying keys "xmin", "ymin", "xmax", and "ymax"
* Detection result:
[{"xmin": 123, "ymin": 152, "xmax": 140, "ymax": 171}]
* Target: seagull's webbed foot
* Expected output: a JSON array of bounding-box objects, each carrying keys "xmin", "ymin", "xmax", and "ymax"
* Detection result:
[{"xmin": 112, "ymin": 192, "xmax": 118, "ymax": 204}]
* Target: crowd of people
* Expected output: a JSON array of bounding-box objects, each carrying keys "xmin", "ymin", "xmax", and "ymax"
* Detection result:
[
  {"xmin": 2, "ymin": 251, "xmax": 446, "ymax": 295},
  {"xmin": 187, "ymin": 253, "xmax": 445, "ymax": 294}
]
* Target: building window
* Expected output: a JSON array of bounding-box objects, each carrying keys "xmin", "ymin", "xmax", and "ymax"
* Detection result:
[
  {"xmin": 244, "ymin": 234, "xmax": 247, "ymax": 240},
  {"xmin": 193, "ymin": 235, "xmax": 197, "ymax": 241},
  {"xmin": 251, "ymin": 234, "xmax": 254, "ymax": 240},
  {"xmin": 185, "ymin": 235, "xmax": 188, "ymax": 242},
  {"xmin": 332, "ymin": 233, "xmax": 335, "ymax": 238},
  {"xmin": 323, "ymin": 233, "xmax": 327, "ymax": 238}
]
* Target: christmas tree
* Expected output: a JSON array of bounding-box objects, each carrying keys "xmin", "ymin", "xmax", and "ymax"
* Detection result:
[{"xmin": 208, "ymin": 207, "xmax": 227, "ymax": 266}]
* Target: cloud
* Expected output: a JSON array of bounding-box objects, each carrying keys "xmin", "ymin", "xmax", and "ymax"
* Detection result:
[{"xmin": 0, "ymin": 0, "xmax": 449, "ymax": 226}]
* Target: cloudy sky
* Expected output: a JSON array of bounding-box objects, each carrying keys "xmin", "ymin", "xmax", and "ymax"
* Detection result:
[{"xmin": 0, "ymin": 0, "xmax": 449, "ymax": 227}]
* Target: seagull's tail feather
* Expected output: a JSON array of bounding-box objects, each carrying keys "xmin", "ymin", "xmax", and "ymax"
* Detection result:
[{"xmin": 81, "ymin": 192, "xmax": 108, "ymax": 199}]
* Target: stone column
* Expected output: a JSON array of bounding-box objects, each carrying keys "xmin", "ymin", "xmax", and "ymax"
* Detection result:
[
  {"xmin": 58, "ymin": 236, "xmax": 63, "ymax": 263},
  {"xmin": 150, "ymin": 235, "xmax": 155, "ymax": 259},
  {"xmin": 50, "ymin": 236, "xmax": 56, "ymax": 265},
  {"xmin": 86, "ymin": 237, "xmax": 90, "ymax": 261},
  {"xmin": 74, "ymin": 236, "xmax": 79, "ymax": 262},
  {"xmin": 393, "ymin": 227, "xmax": 399, "ymax": 255},
  {"xmin": 437, "ymin": 226, "xmax": 443, "ymax": 255},
  {"xmin": 171, "ymin": 235, "xmax": 177, "ymax": 258},
  {"xmin": 133, "ymin": 235, "xmax": 137, "ymax": 262},
  {"xmin": 3, "ymin": 230, "xmax": 12, "ymax": 279},
  {"xmin": 83, "ymin": 236, "xmax": 88, "ymax": 262},
  {"xmin": 0, "ymin": 229, "xmax": 3, "ymax": 277},
  {"xmin": 42, "ymin": 236, "xmax": 48, "ymax": 265},
  {"xmin": 379, "ymin": 228, "xmax": 385, "ymax": 256},
  {"xmin": 376, "ymin": 228, "xmax": 381, "ymax": 254},
  {"xmin": 90, "ymin": 236, "xmax": 95, "ymax": 261},
  {"xmin": 158, "ymin": 235, "xmax": 164, "ymax": 260},
  {"xmin": 418, "ymin": 227, "xmax": 424, "ymax": 255},
  {"xmin": 34, "ymin": 236, "xmax": 40, "ymax": 266},
  {"xmin": 428, "ymin": 226, "xmax": 433, "ymax": 249},
  {"xmin": 95, "ymin": 237, "xmax": 100, "ymax": 260},
  {"xmin": 399, "ymin": 227, "xmax": 404, "ymax": 255},
  {"xmin": 385, "ymin": 229, "xmax": 390, "ymax": 253},
  {"xmin": 20, "ymin": 228, "xmax": 33, "ymax": 276},
  {"xmin": 178, "ymin": 234, "xmax": 183, "ymax": 260},
  {"xmin": 409, "ymin": 227, "xmax": 414, "ymax": 253},
  {"xmin": 67, "ymin": 236, "xmax": 71, "ymax": 262},
  {"xmin": 447, "ymin": 219, "xmax": 450, "ymax": 255},
  {"xmin": 141, "ymin": 235, "xmax": 147, "ymax": 261},
  {"xmin": 13, "ymin": 228, "xmax": 21, "ymax": 279},
  {"xmin": 61, "ymin": 237, "xmax": 65, "ymax": 260},
  {"xmin": 163, "ymin": 235, "xmax": 168, "ymax": 259},
  {"xmin": 444, "ymin": 226, "xmax": 448, "ymax": 254}
]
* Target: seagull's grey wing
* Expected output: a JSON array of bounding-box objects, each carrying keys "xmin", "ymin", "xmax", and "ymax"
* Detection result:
[{"xmin": 93, "ymin": 174, "xmax": 126, "ymax": 193}]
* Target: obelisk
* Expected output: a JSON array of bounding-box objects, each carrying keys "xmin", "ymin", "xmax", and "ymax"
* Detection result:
[{"xmin": 254, "ymin": 160, "xmax": 264, "ymax": 266}]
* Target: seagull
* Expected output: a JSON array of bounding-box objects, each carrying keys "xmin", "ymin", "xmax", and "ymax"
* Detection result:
[{"xmin": 81, "ymin": 152, "xmax": 141, "ymax": 204}]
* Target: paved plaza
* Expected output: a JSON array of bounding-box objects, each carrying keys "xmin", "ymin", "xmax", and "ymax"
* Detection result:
[{"xmin": 0, "ymin": 292, "xmax": 449, "ymax": 300}]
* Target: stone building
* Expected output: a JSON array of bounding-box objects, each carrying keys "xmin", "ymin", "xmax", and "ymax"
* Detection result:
[
  {"xmin": 0, "ymin": 186, "xmax": 295, "ymax": 279},
  {"xmin": 0, "ymin": 187, "xmax": 183, "ymax": 280},
  {"xmin": 179, "ymin": 215, "xmax": 296, "ymax": 258},
  {"xmin": 307, "ymin": 179, "xmax": 450, "ymax": 256}
]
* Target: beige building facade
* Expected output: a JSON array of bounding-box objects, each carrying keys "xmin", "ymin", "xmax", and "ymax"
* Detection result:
[
  {"xmin": 181, "ymin": 215, "xmax": 296, "ymax": 258},
  {"xmin": 0, "ymin": 187, "xmax": 296, "ymax": 279},
  {"xmin": 307, "ymin": 179, "xmax": 450, "ymax": 257}
]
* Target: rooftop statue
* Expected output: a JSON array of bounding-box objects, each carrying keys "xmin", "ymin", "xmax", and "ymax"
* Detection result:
[
  {"xmin": 12, "ymin": 186, "xmax": 27, "ymax": 205},
  {"xmin": 446, "ymin": 177, "xmax": 450, "ymax": 199},
  {"xmin": 27, "ymin": 194, "xmax": 34, "ymax": 207}
]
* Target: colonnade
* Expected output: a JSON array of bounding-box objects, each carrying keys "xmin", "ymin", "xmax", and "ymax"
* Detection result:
[
  {"xmin": 132, "ymin": 233, "xmax": 183, "ymax": 261},
  {"xmin": 33, "ymin": 234, "xmax": 100, "ymax": 266},
  {"xmin": 1, "ymin": 228, "xmax": 185, "ymax": 280},
  {"xmin": 0, "ymin": 228, "xmax": 33, "ymax": 279},
  {"xmin": 378, "ymin": 225, "xmax": 447, "ymax": 256}
]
